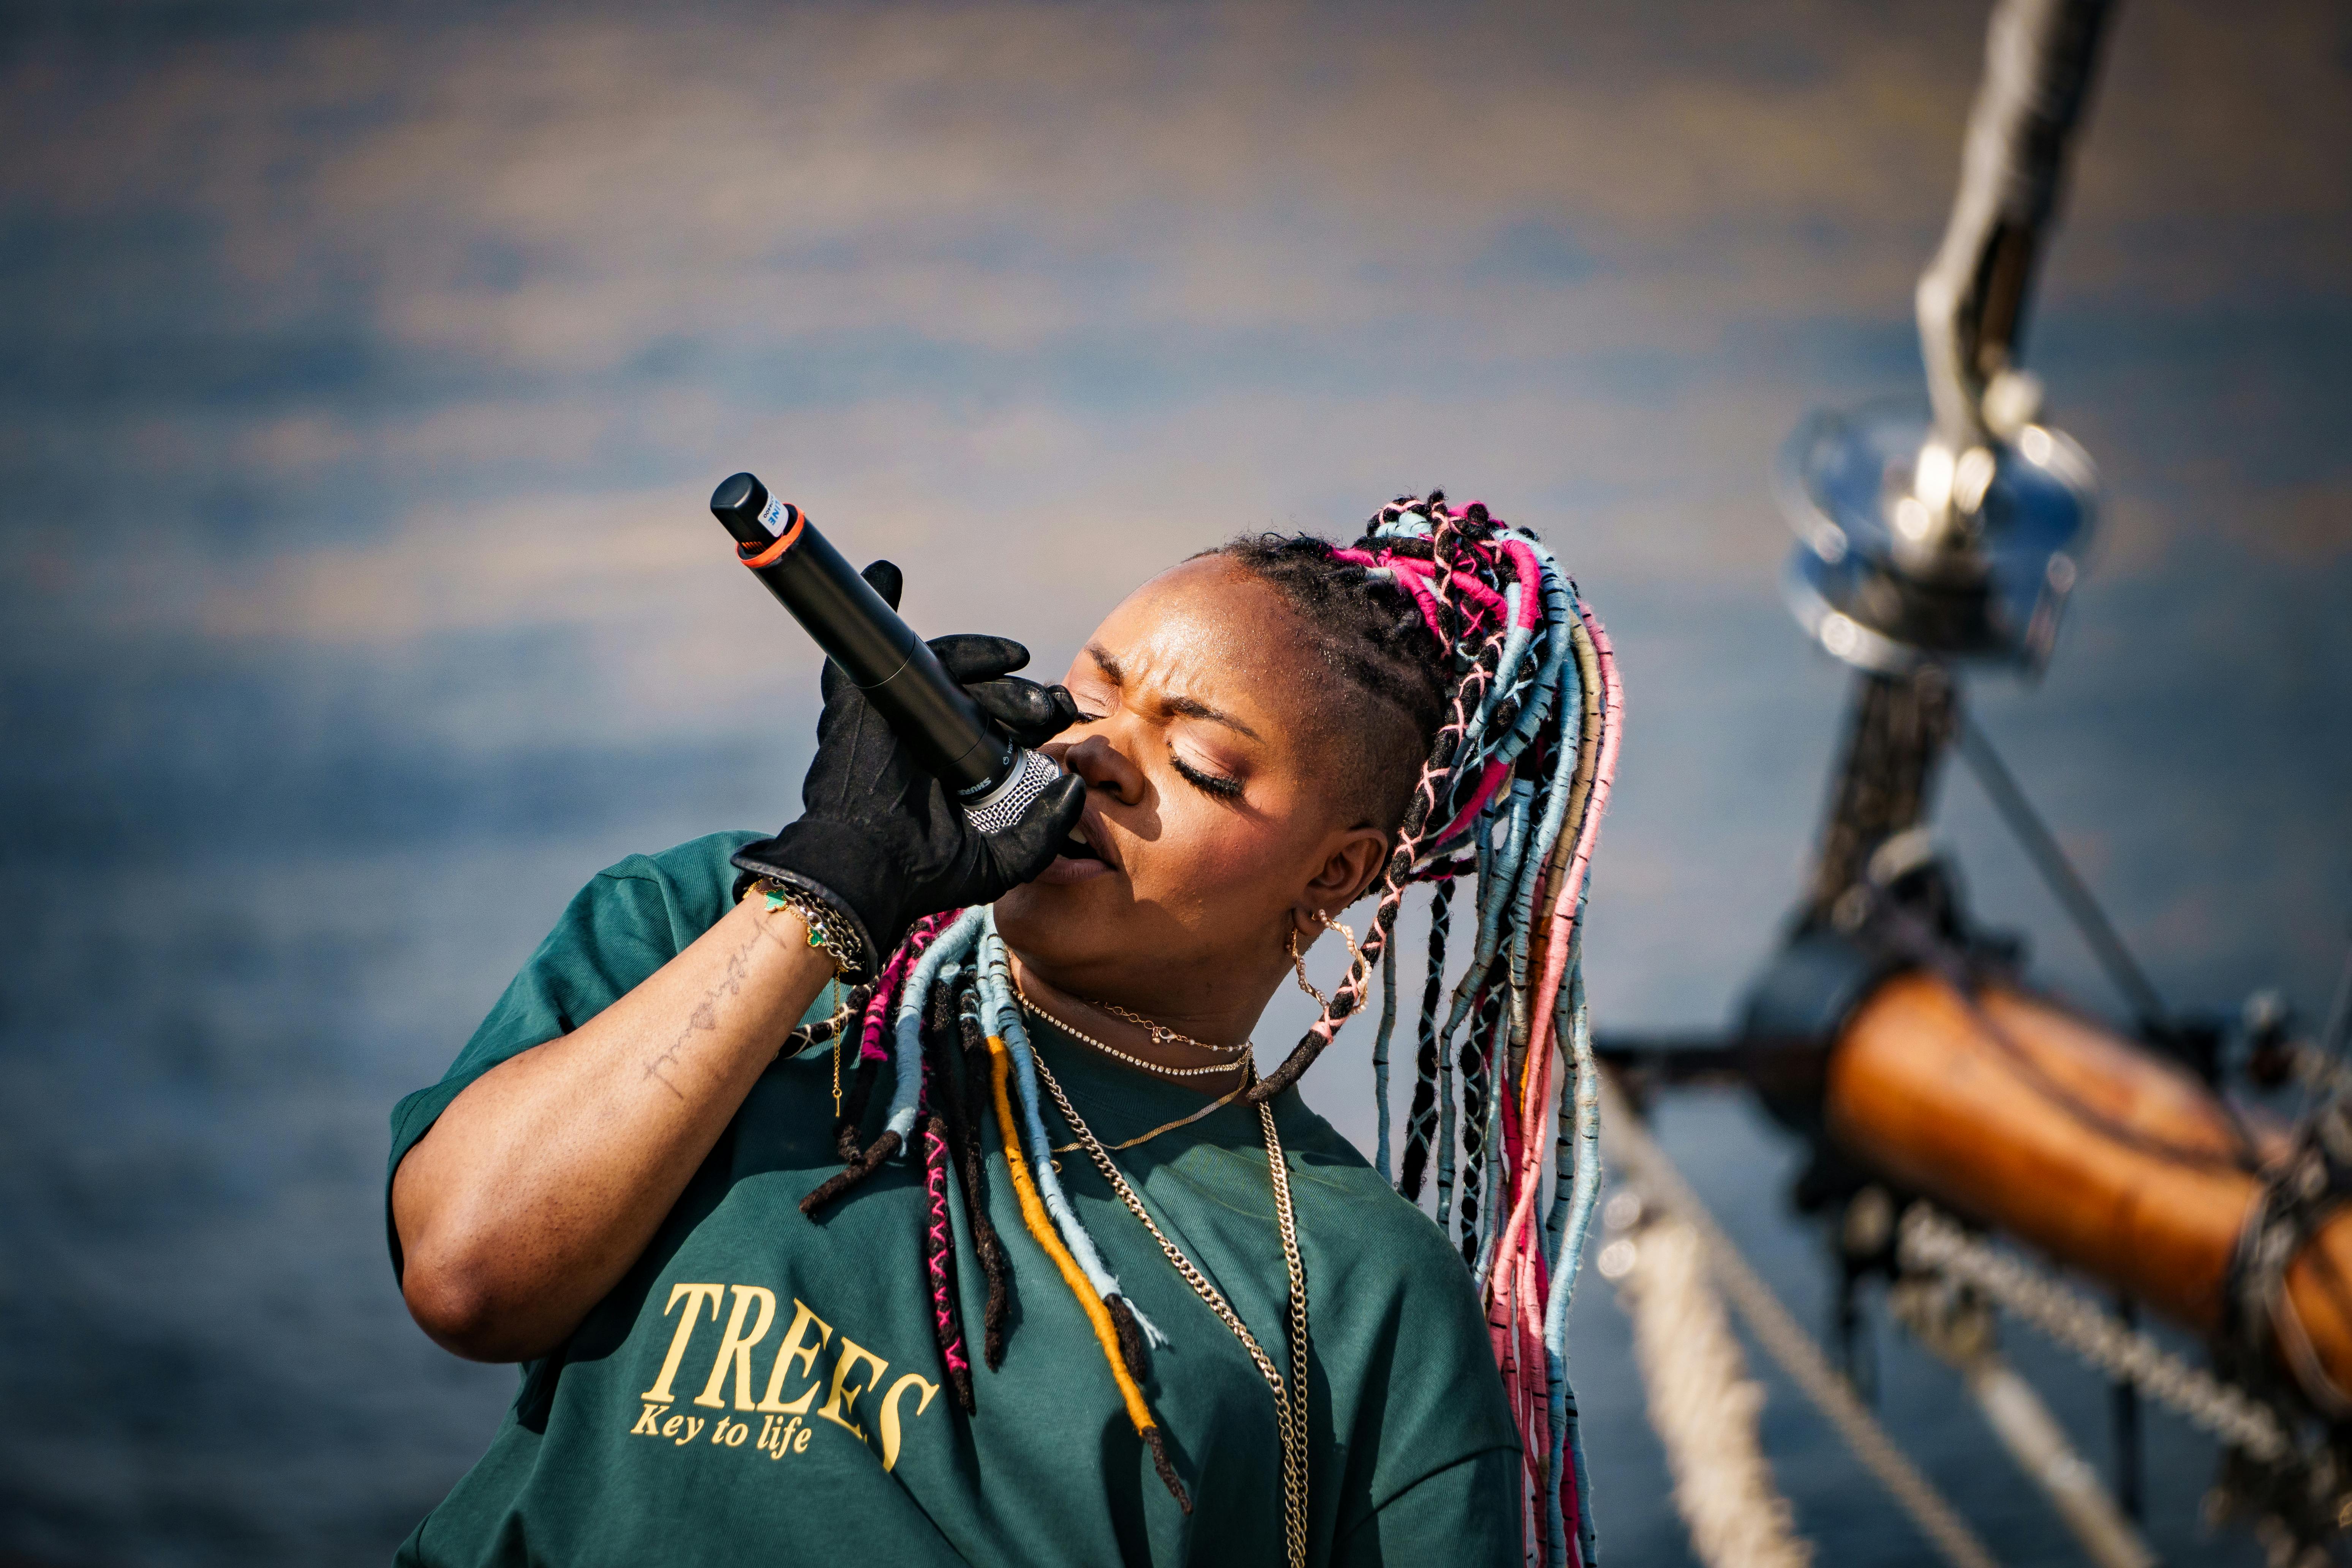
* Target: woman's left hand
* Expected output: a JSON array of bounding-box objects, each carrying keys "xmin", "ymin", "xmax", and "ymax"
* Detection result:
[{"xmin": 727, "ymin": 559, "xmax": 1087, "ymax": 978}]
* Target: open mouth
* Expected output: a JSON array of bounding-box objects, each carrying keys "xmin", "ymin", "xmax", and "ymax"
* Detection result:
[{"xmin": 1035, "ymin": 818, "xmax": 1115, "ymax": 886}]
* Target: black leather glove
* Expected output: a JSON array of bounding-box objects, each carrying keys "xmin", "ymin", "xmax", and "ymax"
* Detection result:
[{"xmin": 731, "ymin": 560, "xmax": 1086, "ymax": 980}]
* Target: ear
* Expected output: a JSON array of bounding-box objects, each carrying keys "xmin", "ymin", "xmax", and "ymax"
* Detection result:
[{"xmin": 1295, "ymin": 826, "xmax": 1390, "ymax": 932}]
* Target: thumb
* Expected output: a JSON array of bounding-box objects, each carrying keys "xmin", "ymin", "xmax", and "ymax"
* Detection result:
[
  {"xmin": 983, "ymin": 773, "xmax": 1087, "ymax": 884},
  {"xmin": 861, "ymin": 559, "xmax": 903, "ymax": 611},
  {"xmin": 822, "ymin": 560, "xmax": 904, "ymax": 700}
]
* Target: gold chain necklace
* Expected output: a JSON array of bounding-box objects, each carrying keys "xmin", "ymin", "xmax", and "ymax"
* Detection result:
[
  {"xmin": 1030, "ymin": 1050, "xmax": 1310, "ymax": 1568},
  {"xmin": 1014, "ymin": 983, "xmax": 1250, "ymax": 1081}
]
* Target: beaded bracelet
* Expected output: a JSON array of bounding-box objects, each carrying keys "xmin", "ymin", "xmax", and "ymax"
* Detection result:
[{"xmin": 744, "ymin": 877, "xmax": 865, "ymax": 978}]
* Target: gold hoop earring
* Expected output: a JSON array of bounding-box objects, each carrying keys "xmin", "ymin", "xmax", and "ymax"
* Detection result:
[
  {"xmin": 1289, "ymin": 909, "xmax": 1366, "ymax": 1010},
  {"xmin": 1288, "ymin": 922, "xmax": 1326, "ymax": 1007}
]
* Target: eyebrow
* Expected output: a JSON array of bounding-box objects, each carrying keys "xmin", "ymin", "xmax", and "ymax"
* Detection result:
[{"xmin": 1086, "ymin": 643, "xmax": 1263, "ymax": 741}]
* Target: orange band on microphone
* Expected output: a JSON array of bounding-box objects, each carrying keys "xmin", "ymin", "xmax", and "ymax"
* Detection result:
[{"xmin": 737, "ymin": 506, "xmax": 805, "ymax": 568}]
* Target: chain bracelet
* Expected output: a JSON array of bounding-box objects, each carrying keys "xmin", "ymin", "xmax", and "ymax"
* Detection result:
[{"xmin": 746, "ymin": 877, "xmax": 863, "ymax": 978}]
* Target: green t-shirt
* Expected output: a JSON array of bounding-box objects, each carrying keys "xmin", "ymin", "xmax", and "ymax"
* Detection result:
[{"xmin": 387, "ymin": 833, "xmax": 1522, "ymax": 1568}]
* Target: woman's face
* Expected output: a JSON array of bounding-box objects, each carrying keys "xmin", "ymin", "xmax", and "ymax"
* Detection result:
[{"xmin": 995, "ymin": 556, "xmax": 1389, "ymax": 1021}]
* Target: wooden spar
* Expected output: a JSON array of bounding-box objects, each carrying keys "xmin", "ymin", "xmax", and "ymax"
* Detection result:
[{"xmin": 1824, "ymin": 971, "xmax": 2352, "ymax": 1400}]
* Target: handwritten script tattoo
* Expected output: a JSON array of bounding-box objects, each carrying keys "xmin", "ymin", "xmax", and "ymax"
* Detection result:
[{"xmin": 641, "ymin": 923, "xmax": 765, "ymax": 1100}]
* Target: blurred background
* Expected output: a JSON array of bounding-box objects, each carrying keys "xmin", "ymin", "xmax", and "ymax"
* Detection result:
[{"xmin": 2, "ymin": 0, "xmax": 2346, "ymax": 1563}]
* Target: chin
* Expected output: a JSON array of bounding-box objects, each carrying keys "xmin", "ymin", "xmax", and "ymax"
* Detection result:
[{"xmin": 994, "ymin": 871, "xmax": 1131, "ymax": 974}]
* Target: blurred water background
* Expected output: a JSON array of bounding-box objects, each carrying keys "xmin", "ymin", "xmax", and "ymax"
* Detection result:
[{"xmin": 2, "ymin": 1, "xmax": 2347, "ymax": 1563}]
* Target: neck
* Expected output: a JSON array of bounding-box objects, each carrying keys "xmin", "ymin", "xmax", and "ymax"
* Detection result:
[{"xmin": 1005, "ymin": 948, "xmax": 1274, "ymax": 1088}]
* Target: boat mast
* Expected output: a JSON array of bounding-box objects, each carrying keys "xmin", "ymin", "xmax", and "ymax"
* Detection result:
[{"xmin": 1791, "ymin": 0, "xmax": 2113, "ymax": 933}]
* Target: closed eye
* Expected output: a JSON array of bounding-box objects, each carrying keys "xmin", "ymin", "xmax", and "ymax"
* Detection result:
[{"xmin": 1170, "ymin": 749, "xmax": 1244, "ymax": 800}]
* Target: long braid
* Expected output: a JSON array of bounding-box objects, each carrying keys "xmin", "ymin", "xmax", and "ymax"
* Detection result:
[
  {"xmin": 1472, "ymin": 967, "xmax": 1518, "ymax": 1290},
  {"xmin": 917, "ymin": 978, "xmax": 975, "ymax": 1413},
  {"xmin": 1457, "ymin": 967, "xmax": 1508, "ymax": 1266},
  {"xmin": 1220, "ymin": 493, "xmax": 1620, "ymax": 1565},
  {"xmin": 975, "ymin": 913, "xmax": 1169, "ymax": 1354},
  {"xmin": 1434, "ymin": 949, "xmax": 1461, "ymax": 1232},
  {"xmin": 921, "ymin": 1113, "xmax": 971, "ymax": 1409},
  {"xmin": 972, "ymin": 963, "xmax": 1190, "ymax": 1512},
  {"xmin": 1454, "ymin": 789, "xmax": 1526, "ymax": 1262},
  {"xmin": 1399, "ymin": 874, "xmax": 1452, "ymax": 1201},
  {"xmin": 1371, "ymin": 931, "xmax": 1400, "ymax": 1182},
  {"xmin": 953, "ymin": 989, "xmax": 1015, "ymax": 1367}
]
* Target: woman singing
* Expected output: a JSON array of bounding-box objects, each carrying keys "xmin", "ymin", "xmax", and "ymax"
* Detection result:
[{"xmin": 388, "ymin": 493, "xmax": 1619, "ymax": 1566}]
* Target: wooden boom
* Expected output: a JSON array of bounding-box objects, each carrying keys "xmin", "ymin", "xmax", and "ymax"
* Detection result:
[{"xmin": 1824, "ymin": 971, "xmax": 2352, "ymax": 1401}]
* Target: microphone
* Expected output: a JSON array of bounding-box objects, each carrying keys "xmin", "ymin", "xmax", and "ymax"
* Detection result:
[{"xmin": 709, "ymin": 471, "xmax": 1063, "ymax": 832}]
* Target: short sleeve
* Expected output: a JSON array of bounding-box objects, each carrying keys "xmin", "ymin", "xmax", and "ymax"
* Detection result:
[
  {"xmin": 382, "ymin": 831, "xmax": 759, "ymax": 1277},
  {"xmin": 1331, "ymin": 1445, "xmax": 1524, "ymax": 1567}
]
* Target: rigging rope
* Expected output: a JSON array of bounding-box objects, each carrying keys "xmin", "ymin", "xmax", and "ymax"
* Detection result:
[
  {"xmin": 1897, "ymin": 1204, "xmax": 2290, "ymax": 1462},
  {"xmin": 1598, "ymin": 1075, "xmax": 2002, "ymax": 1568},
  {"xmin": 1953, "ymin": 716, "xmax": 2170, "ymax": 1035},
  {"xmin": 1611, "ymin": 1209, "xmax": 1813, "ymax": 1568}
]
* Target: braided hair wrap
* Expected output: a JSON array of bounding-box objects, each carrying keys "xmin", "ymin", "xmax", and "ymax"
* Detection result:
[{"xmin": 1223, "ymin": 494, "xmax": 1620, "ymax": 1568}]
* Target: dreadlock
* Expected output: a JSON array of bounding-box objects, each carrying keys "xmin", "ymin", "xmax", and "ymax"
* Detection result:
[{"xmin": 786, "ymin": 492, "xmax": 1620, "ymax": 1567}]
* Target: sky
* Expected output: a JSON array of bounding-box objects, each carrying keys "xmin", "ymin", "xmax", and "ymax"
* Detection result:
[{"xmin": 1, "ymin": 0, "xmax": 2346, "ymax": 1562}]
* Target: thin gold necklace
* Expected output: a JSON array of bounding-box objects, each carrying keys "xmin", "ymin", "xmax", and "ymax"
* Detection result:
[
  {"xmin": 1094, "ymin": 997, "xmax": 1252, "ymax": 1057},
  {"xmin": 1048, "ymin": 1080, "xmax": 1249, "ymax": 1155},
  {"xmin": 1030, "ymin": 1050, "xmax": 1310, "ymax": 1568},
  {"xmin": 1014, "ymin": 983, "xmax": 1249, "ymax": 1081}
]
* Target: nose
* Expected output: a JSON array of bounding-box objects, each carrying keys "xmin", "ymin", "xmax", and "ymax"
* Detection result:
[{"xmin": 1050, "ymin": 730, "xmax": 1145, "ymax": 807}]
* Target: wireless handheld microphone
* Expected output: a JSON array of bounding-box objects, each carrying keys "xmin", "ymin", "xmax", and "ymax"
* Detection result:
[{"xmin": 709, "ymin": 471, "xmax": 1063, "ymax": 832}]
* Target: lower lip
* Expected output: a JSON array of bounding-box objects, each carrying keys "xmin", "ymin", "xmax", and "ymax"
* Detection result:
[{"xmin": 1034, "ymin": 854, "xmax": 1117, "ymax": 887}]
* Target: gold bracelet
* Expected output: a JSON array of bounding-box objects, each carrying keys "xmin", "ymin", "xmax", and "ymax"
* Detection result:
[{"xmin": 744, "ymin": 877, "xmax": 863, "ymax": 978}]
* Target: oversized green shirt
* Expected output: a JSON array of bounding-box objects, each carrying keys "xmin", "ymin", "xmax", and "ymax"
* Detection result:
[{"xmin": 387, "ymin": 833, "xmax": 1522, "ymax": 1567}]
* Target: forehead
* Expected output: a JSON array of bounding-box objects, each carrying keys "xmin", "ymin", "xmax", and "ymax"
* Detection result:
[{"xmin": 1081, "ymin": 556, "xmax": 1320, "ymax": 733}]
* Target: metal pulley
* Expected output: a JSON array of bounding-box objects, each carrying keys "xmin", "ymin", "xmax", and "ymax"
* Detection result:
[
  {"xmin": 1777, "ymin": 397, "xmax": 2096, "ymax": 673},
  {"xmin": 1778, "ymin": 0, "xmax": 2112, "ymax": 675}
]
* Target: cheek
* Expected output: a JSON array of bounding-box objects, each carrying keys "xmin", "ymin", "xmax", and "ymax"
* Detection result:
[{"xmin": 1128, "ymin": 790, "xmax": 1304, "ymax": 910}]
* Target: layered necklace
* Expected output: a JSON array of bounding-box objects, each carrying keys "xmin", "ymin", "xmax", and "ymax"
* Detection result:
[
  {"xmin": 1015, "ymin": 985, "xmax": 1311, "ymax": 1568},
  {"xmin": 1013, "ymin": 979, "xmax": 1251, "ymax": 1081}
]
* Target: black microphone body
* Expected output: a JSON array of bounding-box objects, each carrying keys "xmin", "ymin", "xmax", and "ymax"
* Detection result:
[{"xmin": 710, "ymin": 472, "xmax": 1043, "ymax": 816}]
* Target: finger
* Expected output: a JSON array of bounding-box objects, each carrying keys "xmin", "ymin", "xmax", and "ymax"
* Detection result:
[
  {"xmin": 984, "ymin": 774, "xmax": 1088, "ymax": 883},
  {"xmin": 818, "ymin": 562, "xmax": 904, "ymax": 701},
  {"xmin": 968, "ymin": 678, "xmax": 1078, "ymax": 747},
  {"xmin": 861, "ymin": 559, "xmax": 904, "ymax": 612},
  {"xmin": 929, "ymin": 634, "xmax": 1030, "ymax": 683}
]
